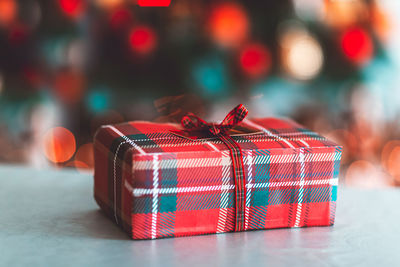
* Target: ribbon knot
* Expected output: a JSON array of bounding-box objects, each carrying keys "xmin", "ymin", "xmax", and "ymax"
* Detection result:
[
  {"xmin": 181, "ymin": 104, "xmax": 248, "ymax": 136},
  {"xmin": 181, "ymin": 104, "xmax": 249, "ymax": 232}
]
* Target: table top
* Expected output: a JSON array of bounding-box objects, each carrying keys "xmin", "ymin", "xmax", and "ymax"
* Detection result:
[{"xmin": 1, "ymin": 165, "xmax": 399, "ymax": 267}]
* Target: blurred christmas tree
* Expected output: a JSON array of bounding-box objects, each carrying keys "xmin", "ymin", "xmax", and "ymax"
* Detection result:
[{"xmin": 0, "ymin": 0, "xmax": 399, "ymax": 186}]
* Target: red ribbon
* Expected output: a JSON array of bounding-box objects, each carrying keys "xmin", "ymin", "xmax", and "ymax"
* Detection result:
[{"xmin": 181, "ymin": 104, "xmax": 248, "ymax": 232}]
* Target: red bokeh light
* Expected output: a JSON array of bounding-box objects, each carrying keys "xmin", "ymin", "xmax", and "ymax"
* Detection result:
[
  {"xmin": 239, "ymin": 43, "xmax": 271, "ymax": 78},
  {"xmin": 341, "ymin": 28, "xmax": 373, "ymax": 65},
  {"xmin": 129, "ymin": 26, "xmax": 157, "ymax": 55},
  {"xmin": 138, "ymin": 0, "xmax": 171, "ymax": 7},
  {"xmin": 54, "ymin": 70, "xmax": 86, "ymax": 104},
  {"xmin": 109, "ymin": 8, "xmax": 132, "ymax": 30},
  {"xmin": 59, "ymin": 0, "xmax": 86, "ymax": 19},
  {"xmin": 208, "ymin": 3, "xmax": 249, "ymax": 48}
]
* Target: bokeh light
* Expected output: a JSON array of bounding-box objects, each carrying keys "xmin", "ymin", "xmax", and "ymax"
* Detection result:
[
  {"xmin": 345, "ymin": 160, "xmax": 390, "ymax": 188},
  {"xmin": 381, "ymin": 140, "xmax": 400, "ymax": 185},
  {"xmin": 0, "ymin": 0, "xmax": 17, "ymax": 27},
  {"xmin": 54, "ymin": 70, "xmax": 86, "ymax": 104},
  {"xmin": 341, "ymin": 28, "xmax": 373, "ymax": 65},
  {"xmin": 129, "ymin": 26, "xmax": 157, "ymax": 55},
  {"xmin": 58, "ymin": 0, "xmax": 86, "ymax": 19},
  {"xmin": 95, "ymin": 0, "xmax": 124, "ymax": 9},
  {"xmin": 66, "ymin": 39, "xmax": 88, "ymax": 69},
  {"xmin": 192, "ymin": 56, "xmax": 230, "ymax": 98},
  {"xmin": 387, "ymin": 146, "xmax": 400, "ymax": 182},
  {"xmin": 65, "ymin": 160, "xmax": 93, "ymax": 174},
  {"xmin": 66, "ymin": 160, "xmax": 88, "ymax": 168},
  {"xmin": 208, "ymin": 3, "xmax": 249, "ymax": 48},
  {"xmin": 280, "ymin": 28, "xmax": 324, "ymax": 80},
  {"xmin": 381, "ymin": 140, "xmax": 400, "ymax": 170},
  {"xmin": 43, "ymin": 127, "xmax": 76, "ymax": 163},
  {"xmin": 239, "ymin": 43, "xmax": 272, "ymax": 78},
  {"xmin": 138, "ymin": 0, "xmax": 171, "ymax": 7},
  {"xmin": 74, "ymin": 143, "xmax": 94, "ymax": 171},
  {"xmin": 109, "ymin": 8, "xmax": 132, "ymax": 30},
  {"xmin": 323, "ymin": 0, "xmax": 368, "ymax": 29},
  {"xmin": 371, "ymin": 2, "xmax": 391, "ymax": 42},
  {"xmin": 86, "ymin": 87, "xmax": 110, "ymax": 113}
]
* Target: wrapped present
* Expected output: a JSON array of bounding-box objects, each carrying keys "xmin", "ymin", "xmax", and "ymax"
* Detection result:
[{"xmin": 93, "ymin": 104, "xmax": 342, "ymax": 239}]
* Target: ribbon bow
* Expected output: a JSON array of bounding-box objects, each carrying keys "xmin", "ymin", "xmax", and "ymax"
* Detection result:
[
  {"xmin": 181, "ymin": 104, "xmax": 249, "ymax": 232},
  {"xmin": 181, "ymin": 104, "xmax": 248, "ymax": 136}
]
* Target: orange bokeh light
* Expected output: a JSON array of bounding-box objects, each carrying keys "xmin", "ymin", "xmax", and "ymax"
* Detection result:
[
  {"xmin": 66, "ymin": 160, "xmax": 88, "ymax": 168},
  {"xmin": 323, "ymin": 0, "xmax": 368, "ymax": 29},
  {"xmin": 72, "ymin": 160, "xmax": 88, "ymax": 168},
  {"xmin": 65, "ymin": 160, "xmax": 93, "ymax": 174},
  {"xmin": 129, "ymin": 26, "xmax": 157, "ymax": 55},
  {"xmin": 371, "ymin": 2, "xmax": 391, "ymax": 42},
  {"xmin": 95, "ymin": 0, "xmax": 124, "ymax": 9},
  {"xmin": 381, "ymin": 140, "xmax": 400, "ymax": 170},
  {"xmin": 0, "ymin": 0, "xmax": 17, "ymax": 26},
  {"xmin": 43, "ymin": 127, "xmax": 76, "ymax": 163},
  {"xmin": 75, "ymin": 143, "xmax": 94, "ymax": 169},
  {"xmin": 387, "ymin": 146, "xmax": 400, "ymax": 180},
  {"xmin": 345, "ymin": 160, "xmax": 389, "ymax": 188},
  {"xmin": 208, "ymin": 3, "xmax": 249, "ymax": 48}
]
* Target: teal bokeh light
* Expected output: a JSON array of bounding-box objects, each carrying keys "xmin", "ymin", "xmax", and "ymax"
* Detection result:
[
  {"xmin": 191, "ymin": 56, "xmax": 231, "ymax": 98},
  {"xmin": 87, "ymin": 87, "xmax": 110, "ymax": 113}
]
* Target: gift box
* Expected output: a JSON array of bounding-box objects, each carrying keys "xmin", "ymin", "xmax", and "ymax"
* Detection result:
[{"xmin": 93, "ymin": 105, "xmax": 342, "ymax": 239}]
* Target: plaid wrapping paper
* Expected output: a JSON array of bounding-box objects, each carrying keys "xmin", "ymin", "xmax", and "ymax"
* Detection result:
[{"xmin": 94, "ymin": 117, "xmax": 342, "ymax": 240}]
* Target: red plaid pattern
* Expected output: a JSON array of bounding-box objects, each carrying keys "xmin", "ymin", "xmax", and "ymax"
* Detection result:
[{"xmin": 94, "ymin": 115, "xmax": 342, "ymax": 240}]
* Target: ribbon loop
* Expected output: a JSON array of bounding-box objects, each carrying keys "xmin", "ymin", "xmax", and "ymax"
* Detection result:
[
  {"xmin": 220, "ymin": 104, "xmax": 248, "ymax": 128},
  {"xmin": 181, "ymin": 104, "xmax": 249, "ymax": 232}
]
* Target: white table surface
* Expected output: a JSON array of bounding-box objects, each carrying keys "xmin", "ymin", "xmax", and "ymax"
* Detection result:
[{"xmin": 1, "ymin": 165, "xmax": 399, "ymax": 267}]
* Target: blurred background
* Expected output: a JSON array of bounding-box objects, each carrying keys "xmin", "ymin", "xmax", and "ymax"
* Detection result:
[{"xmin": 0, "ymin": 0, "xmax": 399, "ymax": 188}]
